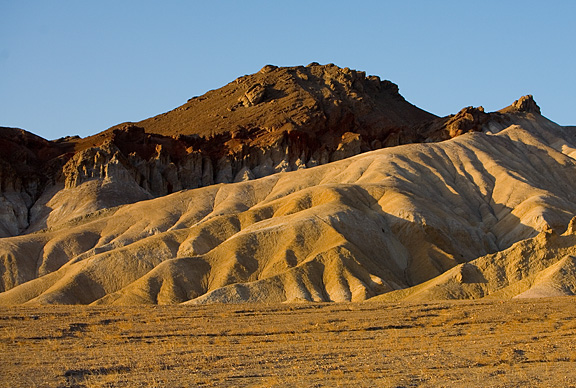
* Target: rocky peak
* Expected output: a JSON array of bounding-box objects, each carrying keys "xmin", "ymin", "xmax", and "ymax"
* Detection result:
[
  {"xmin": 500, "ymin": 95, "xmax": 541, "ymax": 115},
  {"xmin": 513, "ymin": 95, "xmax": 541, "ymax": 114},
  {"xmin": 444, "ymin": 106, "xmax": 490, "ymax": 137},
  {"xmin": 120, "ymin": 62, "xmax": 435, "ymax": 140}
]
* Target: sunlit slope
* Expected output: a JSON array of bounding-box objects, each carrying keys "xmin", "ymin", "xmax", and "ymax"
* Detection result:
[{"xmin": 1, "ymin": 114, "xmax": 575, "ymax": 305}]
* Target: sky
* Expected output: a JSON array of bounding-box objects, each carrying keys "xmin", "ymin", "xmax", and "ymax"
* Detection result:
[{"xmin": 1, "ymin": 0, "xmax": 575, "ymax": 140}]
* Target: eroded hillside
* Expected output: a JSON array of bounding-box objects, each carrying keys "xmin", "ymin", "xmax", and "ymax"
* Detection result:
[
  {"xmin": 0, "ymin": 64, "xmax": 440, "ymax": 238},
  {"xmin": 2, "ymin": 63, "xmax": 511, "ymax": 239},
  {"xmin": 1, "ymin": 103, "xmax": 575, "ymax": 305}
]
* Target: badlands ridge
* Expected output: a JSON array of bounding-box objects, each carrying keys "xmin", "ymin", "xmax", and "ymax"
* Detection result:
[{"xmin": 1, "ymin": 63, "xmax": 575, "ymax": 305}]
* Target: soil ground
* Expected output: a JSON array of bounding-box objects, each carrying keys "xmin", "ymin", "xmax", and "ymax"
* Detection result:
[{"xmin": 1, "ymin": 297, "xmax": 576, "ymax": 387}]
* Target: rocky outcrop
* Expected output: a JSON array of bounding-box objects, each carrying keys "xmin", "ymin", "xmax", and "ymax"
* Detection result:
[
  {"xmin": 0, "ymin": 128, "xmax": 74, "ymax": 236},
  {"xmin": 239, "ymin": 83, "xmax": 267, "ymax": 107},
  {"xmin": 501, "ymin": 94, "xmax": 541, "ymax": 115}
]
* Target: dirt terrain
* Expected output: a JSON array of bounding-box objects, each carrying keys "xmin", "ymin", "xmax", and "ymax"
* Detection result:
[{"xmin": 2, "ymin": 298, "xmax": 576, "ymax": 387}]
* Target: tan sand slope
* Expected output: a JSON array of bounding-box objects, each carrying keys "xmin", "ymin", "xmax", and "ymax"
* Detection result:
[{"xmin": 0, "ymin": 109, "xmax": 575, "ymax": 305}]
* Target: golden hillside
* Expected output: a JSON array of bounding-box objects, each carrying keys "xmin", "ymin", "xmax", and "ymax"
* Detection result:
[{"xmin": 1, "ymin": 104, "xmax": 575, "ymax": 305}]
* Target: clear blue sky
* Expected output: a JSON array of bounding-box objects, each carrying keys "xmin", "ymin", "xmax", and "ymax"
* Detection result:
[{"xmin": 1, "ymin": 0, "xmax": 574, "ymax": 140}]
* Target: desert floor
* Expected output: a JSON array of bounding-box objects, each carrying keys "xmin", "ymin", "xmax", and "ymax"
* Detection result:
[{"xmin": 1, "ymin": 298, "xmax": 576, "ymax": 387}]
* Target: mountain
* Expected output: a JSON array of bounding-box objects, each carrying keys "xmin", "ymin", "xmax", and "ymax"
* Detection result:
[
  {"xmin": 1, "ymin": 63, "xmax": 575, "ymax": 305},
  {"xmin": 1, "ymin": 63, "xmax": 449, "ymax": 239}
]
